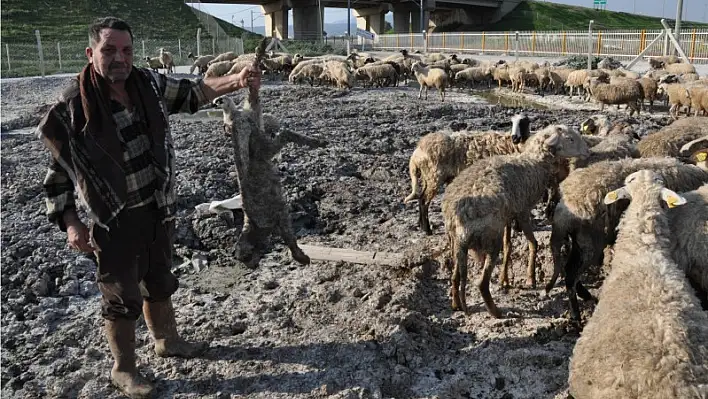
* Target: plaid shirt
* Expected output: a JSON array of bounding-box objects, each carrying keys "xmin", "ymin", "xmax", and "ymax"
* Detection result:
[{"xmin": 42, "ymin": 68, "xmax": 210, "ymax": 230}]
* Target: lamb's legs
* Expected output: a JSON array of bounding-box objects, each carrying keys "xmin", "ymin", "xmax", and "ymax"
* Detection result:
[
  {"xmin": 545, "ymin": 226, "xmax": 566, "ymax": 295},
  {"xmin": 278, "ymin": 214, "xmax": 310, "ymax": 265},
  {"xmin": 404, "ymin": 161, "xmax": 420, "ymax": 204},
  {"xmin": 499, "ymin": 223, "xmax": 512, "ymax": 288},
  {"xmin": 518, "ymin": 216, "xmax": 538, "ymax": 288},
  {"xmin": 418, "ymin": 182, "xmax": 436, "ymax": 235},
  {"xmin": 418, "ymin": 85, "xmax": 424, "ymax": 100},
  {"xmin": 479, "ymin": 252, "xmax": 502, "ymax": 318}
]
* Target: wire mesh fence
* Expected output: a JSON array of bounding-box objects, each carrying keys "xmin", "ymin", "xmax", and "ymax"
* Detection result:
[
  {"xmin": 375, "ymin": 28, "xmax": 708, "ymax": 64},
  {"xmin": 1, "ymin": 31, "xmax": 244, "ymax": 78}
]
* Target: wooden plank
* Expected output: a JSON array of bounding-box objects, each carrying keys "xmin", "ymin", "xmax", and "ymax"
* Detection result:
[{"xmin": 299, "ymin": 244, "xmax": 402, "ymax": 266}]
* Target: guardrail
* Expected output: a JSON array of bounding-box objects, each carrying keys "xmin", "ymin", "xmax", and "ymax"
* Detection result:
[{"xmin": 373, "ymin": 28, "xmax": 708, "ymax": 64}]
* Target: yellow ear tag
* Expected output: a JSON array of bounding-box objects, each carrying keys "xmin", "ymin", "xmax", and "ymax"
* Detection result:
[
  {"xmin": 607, "ymin": 191, "xmax": 618, "ymax": 201},
  {"xmin": 582, "ymin": 125, "xmax": 589, "ymax": 132},
  {"xmin": 667, "ymin": 196, "xmax": 679, "ymax": 208},
  {"xmin": 697, "ymin": 153, "xmax": 707, "ymax": 162}
]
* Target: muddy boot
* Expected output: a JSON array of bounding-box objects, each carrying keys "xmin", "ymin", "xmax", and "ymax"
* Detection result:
[
  {"xmin": 105, "ymin": 319, "xmax": 154, "ymax": 399},
  {"xmin": 143, "ymin": 299, "xmax": 208, "ymax": 358}
]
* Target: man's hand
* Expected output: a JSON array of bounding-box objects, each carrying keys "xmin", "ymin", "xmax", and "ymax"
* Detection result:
[
  {"xmin": 235, "ymin": 65, "xmax": 261, "ymax": 91},
  {"xmin": 63, "ymin": 210, "xmax": 95, "ymax": 253}
]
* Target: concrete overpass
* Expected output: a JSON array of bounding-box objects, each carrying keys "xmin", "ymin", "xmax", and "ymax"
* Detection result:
[{"xmin": 199, "ymin": 0, "xmax": 519, "ymax": 40}]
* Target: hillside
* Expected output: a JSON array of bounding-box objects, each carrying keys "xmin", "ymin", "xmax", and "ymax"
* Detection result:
[
  {"xmin": 0, "ymin": 0, "xmax": 249, "ymax": 43},
  {"xmin": 484, "ymin": 1, "xmax": 708, "ymax": 31}
]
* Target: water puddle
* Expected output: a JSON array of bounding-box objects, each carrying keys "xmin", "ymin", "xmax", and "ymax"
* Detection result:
[{"xmin": 468, "ymin": 90, "xmax": 550, "ymax": 110}]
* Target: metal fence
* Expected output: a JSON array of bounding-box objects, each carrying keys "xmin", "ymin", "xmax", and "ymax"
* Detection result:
[
  {"xmin": 1, "ymin": 30, "xmax": 245, "ymax": 78},
  {"xmin": 374, "ymin": 28, "xmax": 708, "ymax": 64}
]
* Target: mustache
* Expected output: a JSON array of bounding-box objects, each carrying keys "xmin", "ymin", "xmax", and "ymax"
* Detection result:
[{"xmin": 109, "ymin": 63, "xmax": 129, "ymax": 69}]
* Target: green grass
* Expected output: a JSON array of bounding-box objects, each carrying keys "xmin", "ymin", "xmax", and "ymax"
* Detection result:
[
  {"xmin": 1, "ymin": 0, "xmax": 250, "ymax": 43},
  {"xmin": 444, "ymin": 0, "xmax": 708, "ymax": 32}
]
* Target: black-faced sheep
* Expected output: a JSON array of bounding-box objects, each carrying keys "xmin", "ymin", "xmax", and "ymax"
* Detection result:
[
  {"xmin": 441, "ymin": 124, "xmax": 590, "ymax": 317},
  {"xmin": 568, "ymin": 169, "xmax": 708, "ymax": 399}
]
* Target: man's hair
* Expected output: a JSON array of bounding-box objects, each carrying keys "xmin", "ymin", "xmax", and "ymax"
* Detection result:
[{"xmin": 89, "ymin": 17, "xmax": 134, "ymax": 47}]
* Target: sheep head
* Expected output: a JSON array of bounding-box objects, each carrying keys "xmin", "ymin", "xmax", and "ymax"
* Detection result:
[
  {"xmin": 510, "ymin": 114, "xmax": 531, "ymax": 144},
  {"xmin": 580, "ymin": 114, "xmax": 609, "ymax": 135},
  {"xmin": 604, "ymin": 170, "xmax": 686, "ymax": 208},
  {"xmin": 539, "ymin": 125, "xmax": 590, "ymax": 159}
]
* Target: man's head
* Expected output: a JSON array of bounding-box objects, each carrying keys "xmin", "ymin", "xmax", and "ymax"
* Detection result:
[{"xmin": 86, "ymin": 17, "xmax": 134, "ymax": 83}]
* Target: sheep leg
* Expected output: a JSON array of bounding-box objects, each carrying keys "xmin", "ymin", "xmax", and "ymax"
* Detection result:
[
  {"xmin": 425, "ymin": 86, "xmax": 429, "ymax": 100},
  {"xmin": 518, "ymin": 216, "xmax": 538, "ymax": 289},
  {"xmin": 418, "ymin": 182, "xmax": 436, "ymax": 235},
  {"xmin": 440, "ymin": 88, "xmax": 445, "ymax": 102},
  {"xmin": 450, "ymin": 240, "xmax": 465, "ymax": 312},
  {"xmin": 499, "ymin": 223, "xmax": 512, "ymax": 289},
  {"xmin": 545, "ymin": 225, "xmax": 567, "ymax": 295},
  {"xmin": 418, "ymin": 85, "xmax": 424, "ymax": 100},
  {"xmin": 479, "ymin": 251, "xmax": 502, "ymax": 318},
  {"xmin": 404, "ymin": 160, "xmax": 420, "ymax": 203}
]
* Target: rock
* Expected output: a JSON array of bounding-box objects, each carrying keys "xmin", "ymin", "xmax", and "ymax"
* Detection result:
[
  {"xmin": 79, "ymin": 281, "xmax": 99, "ymax": 298},
  {"xmin": 30, "ymin": 273, "xmax": 51, "ymax": 297},
  {"xmin": 58, "ymin": 278, "xmax": 79, "ymax": 296}
]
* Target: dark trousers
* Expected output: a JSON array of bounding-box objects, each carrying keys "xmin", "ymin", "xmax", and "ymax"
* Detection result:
[{"xmin": 91, "ymin": 204, "xmax": 179, "ymax": 320}]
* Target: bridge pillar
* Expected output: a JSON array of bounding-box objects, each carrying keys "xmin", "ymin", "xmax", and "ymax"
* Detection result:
[
  {"xmin": 293, "ymin": 5, "xmax": 323, "ymax": 39},
  {"xmin": 263, "ymin": 9, "xmax": 289, "ymax": 39},
  {"xmin": 393, "ymin": 9, "xmax": 410, "ymax": 33},
  {"xmin": 353, "ymin": 4, "xmax": 392, "ymax": 36}
]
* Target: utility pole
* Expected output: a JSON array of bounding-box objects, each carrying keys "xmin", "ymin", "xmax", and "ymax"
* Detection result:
[
  {"xmin": 633, "ymin": 0, "xmax": 636, "ymax": 14},
  {"xmin": 420, "ymin": 0, "xmax": 424, "ymax": 35},
  {"xmin": 347, "ymin": 0, "xmax": 351, "ymax": 39},
  {"xmin": 675, "ymin": 0, "xmax": 684, "ymax": 50},
  {"xmin": 251, "ymin": 10, "xmax": 254, "ymax": 33},
  {"xmin": 241, "ymin": 19, "xmax": 245, "ymax": 29}
]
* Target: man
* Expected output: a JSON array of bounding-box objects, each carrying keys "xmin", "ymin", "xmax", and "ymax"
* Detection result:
[{"xmin": 36, "ymin": 17, "xmax": 260, "ymax": 398}]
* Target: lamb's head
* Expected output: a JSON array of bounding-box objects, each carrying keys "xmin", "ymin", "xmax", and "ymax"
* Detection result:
[
  {"xmin": 399, "ymin": 49, "xmax": 409, "ymax": 57},
  {"xmin": 535, "ymin": 125, "xmax": 590, "ymax": 159},
  {"xmin": 604, "ymin": 170, "xmax": 686, "ymax": 209},
  {"xmin": 212, "ymin": 95, "xmax": 238, "ymax": 115},
  {"xmin": 411, "ymin": 61, "xmax": 425, "ymax": 74},
  {"xmin": 580, "ymin": 114, "xmax": 609, "ymax": 135},
  {"xmin": 659, "ymin": 73, "xmax": 680, "ymax": 84},
  {"xmin": 510, "ymin": 114, "xmax": 531, "ymax": 144}
]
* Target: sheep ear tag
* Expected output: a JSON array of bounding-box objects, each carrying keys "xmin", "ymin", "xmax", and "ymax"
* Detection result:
[
  {"xmin": 696, "ymin": 152, "xmax": 707, "ymax": 162},
  {"xmin": 604, "ymin": 187, "xmax": 630, "ymax": 204},
  {"xmin": 661, "ymin": 189, "xmax": 687, "ymax": 208}
]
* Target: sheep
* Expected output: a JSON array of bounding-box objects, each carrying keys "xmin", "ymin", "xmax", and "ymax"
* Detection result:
[
  {"xmin": 319, "ymin": 60, "xmax": 355, "ymax": 90},
  {"xmin": 548, "ymin": 70, "xmax": 567, "ymax": 94},
  {"xmin": 659, "ymin": 82, "xmax": 693, "ymax": 119},
  {"xmin": 666, "ymin": 62, "xmax": 697, "ymax": 75},
  {"xmin": 261, "ymin": 55, "xmax": 293, "ymax": 78},
  {"xmin": 203, "ymin": 60, "xmax": 235, "ymax": 78},
  {"xmin": 668, "ymin": 183, "xmax": 708, "ymax": 307},
  {"xmin": 570, "ymin": 129, "xmax": 640, "ymax": 171},
  {"xmin": 158, "ymin": 48, "xmax": 175, "ymax": 74},
  {"xmin": 492, "ymin": 64, "xmax": 511, "ymax": 88},
  {"xmin": 226, "ymin": 60, "xmax": 254, "ymax": 77},
  {"xmin": 585, "ymin": 76, "xmax": 642, "ymax": 116},
  {"xmin": 644, "ymin": 69, "xmax": 671, "ymax": 81},
  {"xmin": 508, "ymin": 66, "xmax": 527, "ymax": 92},
  {"xmin": 355, "ymin": 63, "xmax": 398, "ymax": 88},
  {"xmin": 288, "ymin": 63, "xmax": 324, "ymax": 86},
  {"xmin": 411, "ymin": 61, "xmax": 449, "ymax": 102},
  {"xmin": 689, "ymin": 85, "xmax": 708, "ymax": 116},
  {"xmin": 638, "ymin": 116, "xmax": 708, "ymax": 158},
  {"xmin": 568, "ymin": 169, "xmax": 708, "ymax": 399},
  {"xmin": 637, "ymin": 76, "xmax": 659, "ymax": 111},
  {"xmin": 565, "ymin": 70, "xmax": 591, "ymax": 98},
  {"xmin": 454, "ymin": 66, "xmax": 493, "ymax": 88},
  {"xmin": 404, "ymin": 114, "xmax": 532, "ymax": 235},
  {"xmin": 441, "ymin": 124, "xmax": 590, "ymax": 316},
  {"xmin": 208, "ymin": 51, "xmax": 238, "ymax": 65},
  {"xmin": 144, "ymin": 56, "xmax": 162, "ymax": 72},
  {"xmin": 618, "ymin": 68, "xmax": 640, "ymax": 80},
  {"xmin": 188, "ymin": 53, "xmax": 215, "ymax": 75},
  {"xmin": 681, "ymin": 72, "xmax": 700, "ymax": 82},
  {"xmin": 534, "ymin": 67, "xmax": 551, "ymax": 92},
  {"xmin": 547, "ymin": 158, "xmax": 708, "ymax": 320},
  {"xmin": 519, "ymin": 72, "xmax": 541, "ymax": 93}
]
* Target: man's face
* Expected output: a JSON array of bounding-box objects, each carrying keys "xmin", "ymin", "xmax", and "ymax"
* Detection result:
[{"xmin": 86, "ymin": 28, "xmax": 133, "ymax": 82}]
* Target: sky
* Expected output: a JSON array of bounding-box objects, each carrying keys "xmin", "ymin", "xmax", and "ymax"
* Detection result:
[{"xmin": 187, "ymin": 0, "xmax": 708, "ymax": 29}]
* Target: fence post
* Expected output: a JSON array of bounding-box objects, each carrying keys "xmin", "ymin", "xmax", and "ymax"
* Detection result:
[
  {"xmin": 562, "ymin": 31, "xmax": 567, "ymax": 55},
  {"xmin": 663, "ymin": 29, "xmax": 670, "ymax": 56},
  {"xmin": 514, "ymin": 31, "xmax": 519, "ymax": 61},
  {"xmin": 35, "ymin": 30, "xmax": 45, "ymax": 76},
  {"xmin": 505, "ymin": 32, "xmax": 509, "ymax": 52},
  {"xmin": 212, "ymin": 37, "xmax": 216, "ymax": 55},
  {"xmin": 689, "ymin": 29, "xmax": 696, "ymax": 62},
  {"xmin": 142, "ymin": 40, "xmax": 146, "ymax": 60},
  {"xmin": 596, "ymin": 31, "xmax": 602, "ymax": 55},
  {"xmin": 178, "ymin": 39, "xmax": 182, "ymax": 60},
  {"xmin": 482, "ymin": 31, "xmax": 486, "ymax": 54},
  {"xmin": 424, "ymin": 32, "xmax": 428, "ymax": 53},
  {"xmin": 461, "ymin": 34, "xmax": 464, "ymax": 50},
  {"xmin": 5, "ymin": 44, "xmax": 10, "ymax": 72},
  {"xmin": 57, "ymin": 42, "xmax": 62, "ymax": 70},
  {"xmin": 639, "ymin": 30, "xmax": 646, "ymax": 52},
  {"xmin": 531, "ymin": 31, "xmax": 536, "ymax": 55},
  {"xmin": 197, "ymin": 28, "xmax": 202, "ymax": 56},
  {"xmin": 442, "ymin": 32, "xmax": 446, "ymax": 49},
  {"xmin": 587, "ymin": 20, "xmax": 594, "ymax": 70}
]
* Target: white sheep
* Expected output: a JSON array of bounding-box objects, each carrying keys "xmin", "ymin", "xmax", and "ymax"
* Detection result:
[
  {"xmin": 638, "ymin": 116, "xmax": 708, "ymax": 158},
  {"xmin": 144, "ymin": 56, "xmax": 162, "ymax": 72},
  {"xmin": 204, "ymin": 60, "xmax": 235, "ymax": 78},
  {"xmin": 454, "ymin": 66, "xmax": 493, "ymax": 88},
  {"xmin": 158, "ymin": 48, "xmax": 174, "ymax": 74},
  {"xmin": 547, "ymin": 158, "xmax": 708, "ymax": 319},
  {"xmin": 404, "ymin": 113, "xmax": 532, "ymax": 235},
  {"xmin": 568, "ymin": 169, "xmax": 708, "ymax": 399},
  {"xmin": 188, "ymin": 53, "xmax": 215, "ymax": 75},
  {"xmin": 208, "ymin": 51, "xmax": 238, "ymax": 65},
  {"xmin": 319, "ymin": 60, "xmax": 354, "ymax": 90},
  {"xmin": 411, "ymin": 61, "xmax": 449, "ymax": 102},
  {"xmin": 441, "ymin": 124, "xmax": 590, "ymax": 317},
  {"xmin": 355, "ymin": 63, "xmax": 398, "ymax": 88}
]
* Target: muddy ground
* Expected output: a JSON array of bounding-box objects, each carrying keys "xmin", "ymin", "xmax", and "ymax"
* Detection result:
[{"xmin": 1, "ymin": 72, "xmax": 674, "ymax": 399}]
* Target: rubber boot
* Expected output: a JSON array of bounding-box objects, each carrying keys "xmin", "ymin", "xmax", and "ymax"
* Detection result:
[
  {"xmin": 143, "ymin": 299, "xmax": 208, "ymax": 358},
  {"xmin": 105, "ymin": 319, "xmax": 154, "ymax": 399}
]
